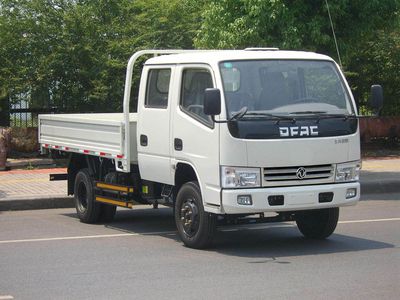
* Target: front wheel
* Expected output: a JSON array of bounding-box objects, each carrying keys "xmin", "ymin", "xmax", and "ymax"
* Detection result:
[
  {"xmin": 175, "ymin": 181, "xmax": 216, "ymax": 249},
  {"xmin": 295, "ymin": 207, "xmax": 339, "ymax": 239}
]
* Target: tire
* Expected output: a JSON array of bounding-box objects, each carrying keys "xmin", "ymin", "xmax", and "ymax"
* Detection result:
[
  {"xmin": 74, "ymin": 168, "xmax": 101, "ymax": 223},
  {"xmin": 98, "ymin": 172, "xmax": 118, "ymax": 222},
  {"xmin": 175, "ymin": 181, "xmax": 216, "ymax": 249},
  {"xmin": 99, "ymin": 203, "xmax": 117, "ymax": 223},
  {"xmin": 295, "ymin": 207, "xmax": 339, "ymax": 239}
]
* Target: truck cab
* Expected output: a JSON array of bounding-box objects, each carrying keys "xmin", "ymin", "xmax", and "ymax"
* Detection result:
[{"xmin": 138, "ymin": 51, "xmax": 360, "ymax": 204}]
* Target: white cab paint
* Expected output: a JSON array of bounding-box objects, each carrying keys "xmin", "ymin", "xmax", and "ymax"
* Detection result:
[
  {"xmin": 137, "ymin": 66, "xmax": 175, "ymax": 184},
  {"xmin": 170, "ymin": 65, "xmax": 221, "ymax": 206}
]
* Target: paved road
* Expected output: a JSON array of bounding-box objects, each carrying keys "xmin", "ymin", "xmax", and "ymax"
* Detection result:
[{"xmin": 1, "ymin": 196, "xmax": 399, "ymax": 300}]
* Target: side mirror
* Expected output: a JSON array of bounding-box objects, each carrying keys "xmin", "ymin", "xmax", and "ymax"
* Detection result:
[
  {"xmin": 370, "ymin": 85, "xmax": 383, "ymax": 115},
  {"xmin": 204, "ymin": 88, "xmax": 221, "ymax": 116}
]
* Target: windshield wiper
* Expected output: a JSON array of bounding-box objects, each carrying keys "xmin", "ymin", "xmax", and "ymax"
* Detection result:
[
  {"xmin": 238, "ymin": 112, "xmax": 296, "ymax": 122},
  {"xmin": 290, "ymin": 111, "xmax": 327, "ymax": 115},
  {"xmin": 229, "ymin": 106, "xmax": 248, "ymax": 121},
  {"xmin": 289, "ymin": 111, "xmax": 356, "ymax": 122},
  {"xmin": 229, "ymin": 109, "xmax": 355, "ymax": 123}
]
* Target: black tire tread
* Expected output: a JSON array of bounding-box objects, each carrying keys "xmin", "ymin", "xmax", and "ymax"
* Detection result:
[
  {"xmin": 175, "ymin": 181, "xmax": 216, "ymax": 249},
  {"xmin": 99, "ymin": 205, "xmax": 117, "ymax": 223},
  {"xmin": 295, "ymin": 207, "xmax": 339, "ymax": 239},
  {"xmin": 74, "ymin": 168, "xmax": 101, "ymax": 224},
  {"xmin": 98, "ymin": 172, "xmax": 118, "ymax": 222}
]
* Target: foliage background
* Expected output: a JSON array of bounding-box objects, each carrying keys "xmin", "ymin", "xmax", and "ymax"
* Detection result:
[{"xmin": 0, "ymin": 0, "xmax": 399, "ymax": 115}]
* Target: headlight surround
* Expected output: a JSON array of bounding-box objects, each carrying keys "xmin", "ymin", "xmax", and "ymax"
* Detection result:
[
  {"xmin": 221, "ymin": 166, "xmax": 261, "ymax": 188},
  {"xmin": 335, "ymin": 161, "xmax": 361, "ymax": 182}
]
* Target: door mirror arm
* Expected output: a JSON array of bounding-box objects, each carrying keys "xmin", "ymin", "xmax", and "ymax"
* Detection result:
[
  {"xmin": 211, "ymin": 115, "xmax": 229, "ymax": 124},
  {"xmin": 204, "ymin": 88, "xmax": 248, "ymax": 123}
]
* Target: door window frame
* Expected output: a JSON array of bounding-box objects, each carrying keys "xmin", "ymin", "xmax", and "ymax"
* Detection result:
[
  {"xmin": 178, "ymin": 65, "xmax": 216, "ymax": 129},
  {"xmin": 144, "ymin": 67, "xmax": 172, "ymax": 109}
]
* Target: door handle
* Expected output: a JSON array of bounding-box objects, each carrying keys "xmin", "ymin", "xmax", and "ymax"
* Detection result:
[
  {"xmin": 174, "ymin": 138, "xmax": 183, "ymax": 151},
  {"xmin": 140, "ymin": 134, "xmax": 148, "ymax": 146}
]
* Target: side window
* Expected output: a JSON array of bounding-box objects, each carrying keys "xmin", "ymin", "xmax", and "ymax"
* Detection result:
[
  {"xmin": 181, "ymin": 69, "xmax": 213, "ymax": 124},
  {"xmin": 145, "ymin": 69, "xmax": 171, "ymax": 108}
]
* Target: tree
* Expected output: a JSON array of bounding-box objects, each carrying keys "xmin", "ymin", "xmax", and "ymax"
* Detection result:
[
  {"xmin": 195, "ymin": 0, "xmax": 400, "ymax": 114},
  {"xmin": 195, "ymin": 0, "xmax": 399, "ymax": 53},
  {"xmin": 0, "ymin": 0, "xmax": 206, "ymax": 114},
  {"xmin": 347, "ymin": 29, "xmax": 400, "ymax": 116}
]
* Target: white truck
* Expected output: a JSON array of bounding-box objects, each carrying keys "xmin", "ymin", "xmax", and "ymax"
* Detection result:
[{"xmin": 39, "ymin": 49, "xmax": 383, "ymax": 248}]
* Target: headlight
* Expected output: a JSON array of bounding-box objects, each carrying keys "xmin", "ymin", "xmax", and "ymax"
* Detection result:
[
  {"xmin": 221, "ymin": 166, "xmax": 261, "ymax": 188},
  {"xmin": 335, "ymin": 161, "xmax": 361, "ymax": 182}
]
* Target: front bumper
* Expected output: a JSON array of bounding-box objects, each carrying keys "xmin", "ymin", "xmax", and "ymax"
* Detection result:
[{"xmin": 221, "ymin": 182, "xmax": 360, "ymax": 214}]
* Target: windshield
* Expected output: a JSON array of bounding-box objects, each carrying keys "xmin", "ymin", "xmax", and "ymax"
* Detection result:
[{"xmin": 219, "ymin": 60, "xmax": 355, "ymax": 118}]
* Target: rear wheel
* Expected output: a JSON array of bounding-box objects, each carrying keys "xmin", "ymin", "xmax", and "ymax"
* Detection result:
[
  {"xmin": 175, "ymin": 181, "xmax": 216, "ymax": 249},
  {"xmin": 295, "ymin": 207, "xmax": 339, "ymax": 239},
  {"xmin": 98, "ymin": 172, "xmax": 118, "ymax": 222},
  {"xmin": 74, "ymin": 168, "xmax": 101, "ymax": 223}
]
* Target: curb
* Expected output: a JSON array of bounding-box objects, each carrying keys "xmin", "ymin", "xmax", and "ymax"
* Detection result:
[
  {"xmin": 5, "ymin": 158, "xmax": 68, "ymax": 170},
  {"xmin": 1, "ymin": 180, "xmax": 399, "ymax": 212},
  {"xmin": 360, "ymin": 180, "xmax": 400, "ymax": 195},
  {"xmin": 0, "ymin": 197, "xmax": 74, "ymax": 211}
]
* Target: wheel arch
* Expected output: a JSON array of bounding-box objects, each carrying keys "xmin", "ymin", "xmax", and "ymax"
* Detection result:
[
  {"xmin": 174, "ymin": 162, "xmax": 202, "ymax": 196},
  {"xmin": 67, "ymin": 153, "xmax": 116, "ymax": 195},
  {"xmin": 174, "ymin": 161, "xmax": 222, "ymax": 212}
]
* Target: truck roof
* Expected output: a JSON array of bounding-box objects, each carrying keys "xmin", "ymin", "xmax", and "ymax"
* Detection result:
[{"xmin": 144, "ymin": 50, "xmax": 334, "ymax": 65}]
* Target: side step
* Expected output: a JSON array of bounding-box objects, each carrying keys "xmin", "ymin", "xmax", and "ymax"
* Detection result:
[
  {"xmin": 96, "ymin": 182, "xmax": 134, "ymax": 193},
  {"xmin": 94, "ymin": 181, "xmax": 136, "ymax": 209},
  {"xmin": 95, "ymin": 196, "xmax": 133, "ymax": 208}
]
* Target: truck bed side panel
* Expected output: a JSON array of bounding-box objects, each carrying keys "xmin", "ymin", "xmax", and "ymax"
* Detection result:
[{"xmin": 39, "ymin": 113, "xmax": 138, "ymax": 163}]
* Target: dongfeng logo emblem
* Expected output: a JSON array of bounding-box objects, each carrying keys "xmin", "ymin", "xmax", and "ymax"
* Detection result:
[{"xmin": 296, "ymin": 167, "xmax": 307, "ymax": 180}]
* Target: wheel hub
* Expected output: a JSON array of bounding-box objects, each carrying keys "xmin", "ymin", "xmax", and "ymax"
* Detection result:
[
  {"xmin": 77, "ymin": 181, "xmax": 88, "ymax": 210},
  {"xmin": 180, "ymin": 198, "xmax": 199, "ymax": 237}
]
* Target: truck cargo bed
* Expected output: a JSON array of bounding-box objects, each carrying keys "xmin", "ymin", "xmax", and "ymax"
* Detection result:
[{"xmin": 39, "ymin": 113, "xmax": 138, "ymax": 163}]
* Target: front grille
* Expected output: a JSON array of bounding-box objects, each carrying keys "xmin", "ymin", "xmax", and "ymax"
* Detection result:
[{"xmin": 263, "ymin": 164, "xmax": 334, "ymax": 182}]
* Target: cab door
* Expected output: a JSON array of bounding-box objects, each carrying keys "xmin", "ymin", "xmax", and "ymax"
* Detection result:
[
  {"xmin": 137, "ymin": 66, "xmax": 174, "ymax": 184},
  {"xmin": 171, "ymin": 65, "xmax": 221, "ymax": 206}
]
